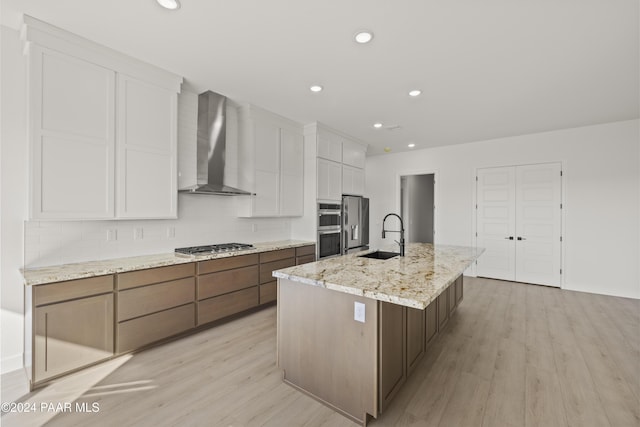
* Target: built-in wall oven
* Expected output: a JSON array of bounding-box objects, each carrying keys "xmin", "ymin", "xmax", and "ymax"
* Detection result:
[{"xmin": 317, "ymin": 203, "xmax": 342, "ymax": 259}]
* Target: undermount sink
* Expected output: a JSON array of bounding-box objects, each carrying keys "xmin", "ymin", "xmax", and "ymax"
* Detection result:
[{"xmin": 358, "ymin": 250, "xmax": 400, "ymax": 260}]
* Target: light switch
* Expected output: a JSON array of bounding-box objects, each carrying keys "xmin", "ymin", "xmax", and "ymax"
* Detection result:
[{"xmin": 354, "ymin": 302, "xmax": 365, "ymax": 323}]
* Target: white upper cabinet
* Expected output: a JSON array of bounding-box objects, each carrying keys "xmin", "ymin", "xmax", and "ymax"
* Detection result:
[
  {"xmin": 317, "ymin": 158, "xmax": 342, "ymax": 202},
  {"xmin": 342, "ymin": 139, "xmax": 366, "ymax": 169},
  {"xmin": 342, "ymin": 164, "xmax": 365, "ymax": 196},
  {"xmin": 252, "ymin": 118, "xmax": 281, "ymax": 216},
  {"xmin": 237, "ymin": 106, "xmax": 304, "ymax": 217},
  {"xmin": 280, "ymin": 128, "xmax": 305, "ymax": 216},
  {"xmin": 116, "ymin": 75, "xmax": 177, "ymax": 218},
  {"xmin": 309, "ymin": 123, "xmax": 367, "ymax": 201},
  {"xmin": 317, "ymin": 130, "xmax": 342, "ymax": 162},
  {"xmin": 30, "ymin": 46, "xmax": 116, "ymax": 219},
  {"xmin": 23, "ymin": 16, "xmax": 182, "ymax": 220}
]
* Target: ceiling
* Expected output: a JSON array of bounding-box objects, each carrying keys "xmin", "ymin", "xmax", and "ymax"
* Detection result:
[{"xmin": 2, "ymin": 0, "xmax": 638, "ymax": 155}]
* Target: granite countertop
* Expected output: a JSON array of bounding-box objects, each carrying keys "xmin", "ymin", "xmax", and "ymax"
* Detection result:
[
  {"xmin": 22, "ymin": 240, "xmax": 315, "ymax": 286},
  {"xmin": 272, "ymin": 243, "xmax": 484, "ymax": 310}
]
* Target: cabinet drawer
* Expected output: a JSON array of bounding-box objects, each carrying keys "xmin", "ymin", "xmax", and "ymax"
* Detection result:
[
  {"xmin": 295, "ymin": 245, "xmax": 315, "ymax": 257},
  {"xmin": 197, "ymin": 254, "xmax": 259, "ymax": 275},
  {"xmin": 296, "ymin": 254, "xmax": 316, "ymax": 265},
  {"xmin": 34, "ymin": 293, "xmax": 113, "ymax": 382},
  {"xmin": 198, "ymin": 287, "xmax": 259, "ymax": 326},
  {"xmin": 118, "ymin": 277, "xmax": 195, "ymax": 322},
  {"xmin": 117, "ymin": 303, "xmax": 195, "ymax": 353},
  {"xmin": 118, "ymin": 263, "xmax": 195, "ymax": 290},
  {"xmin": 34, "ymin": 275, "xmax": 114, "ymax": 306},
  {"xmin": 259, "ymin": 281, "xmax": 277, "ymax": 304},
  {"xmin": 198, "ymin": 265, "xmax": 259, "ymax": 300},
  {"xmin": 259, "ymin": 248, "xmax": 295, "ymax": 263},
  {"xmin": 260, "ymin": 258, "xmax": 295, "ymax": 284}
]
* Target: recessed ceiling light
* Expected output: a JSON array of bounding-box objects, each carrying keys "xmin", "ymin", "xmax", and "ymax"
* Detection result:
[
  {"xmin": 408, "ymin": 90, "xmax": 422, "ymax": 97},
  {"xmin": 373, "ymin": 123, "xmax": 383, "ymax": 129},
  {"xmin": 354, "ymin": 31, "xmax": 374, "ymax": 44},
  {"xmin": 310, "ymin": 85, "xmax": 323, "ymax": 93},
  {"xmin": 408, "ymin": 143, "xmax": 416, "ymax": 148},
  {"xmin": 156, "ymin": 0, "xmax": 180, "ymax": 10}
]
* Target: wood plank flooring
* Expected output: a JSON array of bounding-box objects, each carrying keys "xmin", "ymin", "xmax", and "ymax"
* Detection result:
[{"xmin": 2, "ymin": 277, "xmax": 638, "ymax": 427}]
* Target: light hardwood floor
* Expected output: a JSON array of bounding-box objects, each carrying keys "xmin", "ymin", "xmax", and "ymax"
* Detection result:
[{"xmin": 2, "ymin": 277, "xmax": 639, "ymax": 427}]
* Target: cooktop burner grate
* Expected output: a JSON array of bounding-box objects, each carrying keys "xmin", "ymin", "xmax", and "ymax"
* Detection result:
[{"xmin": 175, "ymin": 243, "xmax": 254, "ymax": 255}]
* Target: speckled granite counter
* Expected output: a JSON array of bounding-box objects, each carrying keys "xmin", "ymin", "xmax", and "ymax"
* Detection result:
[
  {"xmin": 22, "ymin": 240, "xmax": 315, "ymax": 286},
  {"xmin": 273, "ymin": 243, "xmax": 483, "ymax": 309}
]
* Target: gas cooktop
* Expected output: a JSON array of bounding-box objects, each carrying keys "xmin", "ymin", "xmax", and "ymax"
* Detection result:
[{"xmin": 175, "ymin": 243, "xmax": 254, "ymax": 256}]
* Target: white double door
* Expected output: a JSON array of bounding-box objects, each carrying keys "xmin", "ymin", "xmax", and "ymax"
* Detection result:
[{"xmin": 476, "ymin": 163, "xmax": 562, "ymax": 287}]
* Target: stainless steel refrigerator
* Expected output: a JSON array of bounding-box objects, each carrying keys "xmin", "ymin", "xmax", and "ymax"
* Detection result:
[{"xmin": 342, "ymin": 195, "xmax": 369, "ymax": 254}]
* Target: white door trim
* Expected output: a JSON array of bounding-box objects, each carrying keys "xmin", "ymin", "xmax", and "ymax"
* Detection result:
[{"xmin": 395, "ymin": 169, "xmax": 439, "ymax": 243}]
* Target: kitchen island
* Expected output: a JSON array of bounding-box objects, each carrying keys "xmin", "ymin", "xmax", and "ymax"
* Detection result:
[{"xmin": 273, "ymin": 243, "xmax": 483, "ymax": 425}]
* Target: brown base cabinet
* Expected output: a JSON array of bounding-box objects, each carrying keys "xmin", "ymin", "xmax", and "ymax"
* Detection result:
[
  {"xmin": 259, "ymin": 248, "xmax": 295, "ymax": 304},
  {"xmin": 295, "ymin": 244, "xmax": 316, "ymax": 265},
  {"xmin": 118, "ymin": 303, "xmax": 195, "ymax": 353},
  {"xmin": 27, "ymin": 275, "xmax": 115, "ymax": 386},
  {"xmin": 117, "ymin": 263, "xmax": 196, "ymax": 353},
  {"xmin": 277, "ymin": 275, "xmax": 465, "ymax": 424},
  {"xmin": 25, "ymin": 244, "xmax": 316, "ymax": 389}
]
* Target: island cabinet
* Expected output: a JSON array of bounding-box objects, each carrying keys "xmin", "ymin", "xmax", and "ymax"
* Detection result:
[
  {"xmin": 116, "ymin": 263, "xmax": 196, "ymax": 353},
  {"xmin": 278, "ymin": 275, "xmax": 465, "ymax": 425},
  {"xmin": 26, "ymin": 275, "xmax": 115, "ymax": 386},
  {"xmin": 378, "ymin": 304, "xmax": 428, "ymax": 412}
]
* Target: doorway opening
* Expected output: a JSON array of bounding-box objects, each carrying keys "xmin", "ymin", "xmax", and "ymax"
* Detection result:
[{"xmin": 400, "ymin": 174, "xmax": 435, "ymax": 243}]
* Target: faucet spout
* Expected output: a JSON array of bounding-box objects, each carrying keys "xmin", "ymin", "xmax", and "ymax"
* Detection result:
[{"xmin": 382, "ymin": 213, "xmax": 405, "ymax": 256}]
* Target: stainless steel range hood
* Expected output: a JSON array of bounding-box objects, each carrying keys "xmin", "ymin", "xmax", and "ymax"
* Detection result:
[{"xmin": 178, "ymin": 91, "xmax": 253, "ymax": 196}]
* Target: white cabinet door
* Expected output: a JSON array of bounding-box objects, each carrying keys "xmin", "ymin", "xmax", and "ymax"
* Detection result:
[
  {"xmin": 515, "ymin": 163, "xmax": 562, "ymax": 287},
  {"xmin": 317, "ymin": 159, "xmax": 342, "ymax": 202},
  {"xmin": 317, "ymin": 130, "xmax": 342, "ymax": 162},
  {"xmin": 342, "ymin": 165, "xmax": 365, "ymax": 196},
  {"xmin": 252, "ymin": 119, "xmax": 281, "ymax": 216},
  {"xmin": 476, "ymin": 167, "xmax": 516, "ymax": 281},
  {"xmin": 280, "ymin": 128, "xmax": 304, "ymax": 216},
  {"xmin": 116, "ymin": 75, "xmax": 177, "ymax": 218},
  {"xmin": 476, "ymin": 163, "xmax": 562, "ymax": 287},
  {"xmin": 30, "ymin": 47, "xmax": 116, "ymax": 219},
  {"xmin": 342, "ymin": 139, "xmax": 366, "ymax": 169}
]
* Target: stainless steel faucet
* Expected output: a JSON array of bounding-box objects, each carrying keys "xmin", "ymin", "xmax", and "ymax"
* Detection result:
[{"xmin": 382, "ymin": 213, "xmax": 405, "ymax": 256}]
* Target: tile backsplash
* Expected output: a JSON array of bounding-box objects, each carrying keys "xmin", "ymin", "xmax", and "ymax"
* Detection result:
[{"xmin": 24, "ymin": 195, "xmax": 291, "ymax": 268}]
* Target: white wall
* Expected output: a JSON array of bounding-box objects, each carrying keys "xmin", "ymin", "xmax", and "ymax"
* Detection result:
[
  {"xmin": 367, "ymin": 120, "xmax": 640, "ymax": 299},
  {"xmin": 1, "ymin": 26, "xmax": 29, "ymax": 374},
  {"xmin": 0, "ymin": 27, "xmax": 292, "ymax": 373}
]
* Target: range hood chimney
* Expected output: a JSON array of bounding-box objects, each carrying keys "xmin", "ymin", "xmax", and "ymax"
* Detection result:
[{"xmin": 178, "ymin": 91, "xmax": 253, "ymax": 196}]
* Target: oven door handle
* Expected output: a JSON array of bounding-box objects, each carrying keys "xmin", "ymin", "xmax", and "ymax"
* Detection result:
[
  {"xmin": 318, "ymin": 230, "xmax": 341, "ymax": 235},
  {"xmin": 318, "ymin": 211, "xmax": 341, "ymax": 216}
]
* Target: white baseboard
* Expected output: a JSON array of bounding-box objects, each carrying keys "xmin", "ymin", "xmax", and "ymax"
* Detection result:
[{"xmin": 1, "ymin": 353, "xmax": 23, "ymax": 375}]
